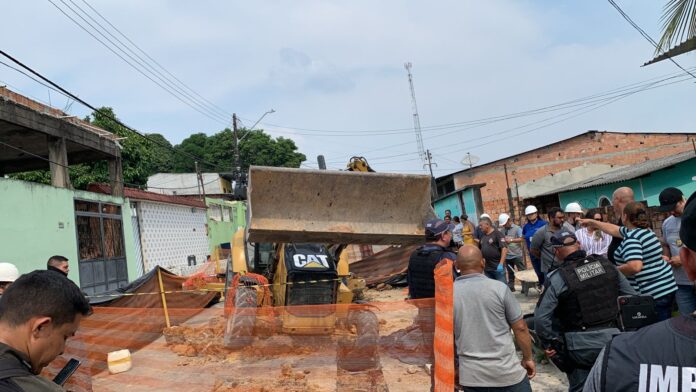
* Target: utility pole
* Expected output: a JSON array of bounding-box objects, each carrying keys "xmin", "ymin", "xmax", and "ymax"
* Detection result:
[
  {"xmin": 195, "ymin": 161, "xmax": 206, "ymax": 201},
  {"xmin": 424, "ymin": 149, "xmax": 437, "ymax": 199},
  {"xmin": 232, "ymin": 113, "xmax": 241, "ymax": 182},
  {"xmin": 404, "ymin": 62, "xmax": 426, "ymax": 164}
]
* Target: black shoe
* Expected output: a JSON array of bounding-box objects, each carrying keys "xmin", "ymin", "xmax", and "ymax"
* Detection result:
[{"xmin": 508, "ymin": 286, "xmax": 516, "ymax": 292}]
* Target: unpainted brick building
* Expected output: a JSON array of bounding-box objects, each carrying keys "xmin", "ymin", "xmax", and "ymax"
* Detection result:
[{"xmin": 436, "ymin": 131, "xmax": 696, "ymax": 221}]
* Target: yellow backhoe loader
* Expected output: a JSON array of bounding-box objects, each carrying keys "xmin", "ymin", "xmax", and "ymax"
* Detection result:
[{"xmin": 222, "ymin": 165, "xmax": 434, "ymax": 377}]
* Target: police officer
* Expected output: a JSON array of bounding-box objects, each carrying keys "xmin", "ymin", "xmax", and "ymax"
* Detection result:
[
  {"xmin": 583, "ymin": 192, "xmax": 696, "ymax": 392},
  {"xmin": 406, "ymin": 218, "xmax": 457, "ymax": 391},
  {"xmin": 407, "ymin": 218, "xmax": 457, "ymax": 299},
  {"xmin": 534, "ymin": 230, "xmax": 636, "ymax": 392}
]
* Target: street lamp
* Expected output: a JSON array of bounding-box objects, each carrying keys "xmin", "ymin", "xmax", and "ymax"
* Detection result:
[{"xmin": 239, "ymin": 109, "xmax": 275, "ymax": 143}]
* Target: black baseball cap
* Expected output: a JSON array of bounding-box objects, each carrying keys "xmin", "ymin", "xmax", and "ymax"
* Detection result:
[
  {"xmin": 551, "ymin": 230, "xmax": 577, "ymax": 247},
  {"xmin": 657, "ymin": 187, "xmax": 684, "ymax": 212},
  {"xmin": 680, "ymin": 191, "xmax": 696, "ymax": 251},
  {"xmin": 425, "ymin": 219, "xmax": 450, "ymax": 237}
]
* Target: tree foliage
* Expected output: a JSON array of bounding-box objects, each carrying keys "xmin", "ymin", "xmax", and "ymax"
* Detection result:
[
  {"xmin": 657, "ymin": 0, "xmax": 696, "ymax": 53},
  {"xmin": 10, "ymin": 107, "xmax": 306, "ymax": 189}
]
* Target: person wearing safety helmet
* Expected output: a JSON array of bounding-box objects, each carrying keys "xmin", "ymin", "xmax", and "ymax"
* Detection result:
[
  {"xmin": 0, "ymin": 263, "xmax": 19, "ymax": 297},
  {"xmin": 522, "ymin": 205, "xmax": 546, "ymax": 285},
  {"xmin": 498, "ymin": 213, "xmax": 526, "ymax": 292},
  {"xmin": 565, "ymin": 202, "xmax": 584, "ymax": 230}
]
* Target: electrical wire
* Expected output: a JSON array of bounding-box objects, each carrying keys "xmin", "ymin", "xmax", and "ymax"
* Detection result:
[
  {"xmin": 607, "ymin": 0, "xmax": 696, "ymax": 79},
  {"xmin": 77, "ymin": 0, "xmax": 234, "ymax": 120},
  {"xmin": 46, "ymin": 0, "xmax": 232, "ymax": 126},
  {"xmin": 0, "ymin": 49, "xmax": 231, "ymax": 173}
]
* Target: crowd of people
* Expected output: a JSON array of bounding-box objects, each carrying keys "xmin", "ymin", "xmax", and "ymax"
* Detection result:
[{"xmin": 409, "ymin": 186, "xmax": 696, "ymax": 391}]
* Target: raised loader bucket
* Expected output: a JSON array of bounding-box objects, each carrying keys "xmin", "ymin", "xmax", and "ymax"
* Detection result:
[{"xmin": 247, "ymin": 166, "xmax": 435, "ymax": 245}]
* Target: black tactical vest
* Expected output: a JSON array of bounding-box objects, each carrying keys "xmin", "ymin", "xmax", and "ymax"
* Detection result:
[
  {"xmin": 556, "ymin": 255, "xmax": 619, "ymax": 332},
  {"xmin": 407, "ymin": 245, "xmax": 450, "ymax": 299},
  {"xmin": 601, "ymin": 316, "xmax": 696, "ymax": 392}
]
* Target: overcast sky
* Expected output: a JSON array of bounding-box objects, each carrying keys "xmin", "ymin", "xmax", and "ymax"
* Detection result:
[{"xmin": 1, "ymin": 1, "xmax": 694, "ymax": 176}]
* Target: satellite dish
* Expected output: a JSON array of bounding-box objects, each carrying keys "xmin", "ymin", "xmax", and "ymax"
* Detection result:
[{"xmin": 460, "ymin": 153, "xmax": 480, "ymax": 168}]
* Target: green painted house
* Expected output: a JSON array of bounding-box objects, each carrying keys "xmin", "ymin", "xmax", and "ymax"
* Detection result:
[
  {"xmin": 0, "ymin": 178, "xmax": 139, "ymax": 294},
  {"xmin": 542, "ymin": 151, "xmax": 696, "ymax": 209},
  {"xmin": 432, "ymin": 184, "xmax": 485, "ymax": 223},
  {"xmin": 206, "ymin": 198, "xmax": 246, "ymax": 251}
]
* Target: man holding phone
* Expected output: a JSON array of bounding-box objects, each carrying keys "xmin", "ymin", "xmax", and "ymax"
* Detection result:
[{"xmin": 0, "ymin": 270, "xmax": 91, "ymax": 391}]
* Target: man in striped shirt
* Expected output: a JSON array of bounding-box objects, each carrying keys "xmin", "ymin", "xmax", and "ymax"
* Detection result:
[{"xmin": 575, "ymin": 211, "xmax": 612, "ymax": 257}]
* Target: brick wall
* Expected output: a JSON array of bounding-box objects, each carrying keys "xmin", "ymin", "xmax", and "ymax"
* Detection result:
[{"xmin": 452, "ymin": 131, "xmax": 696, "ymax": 221}]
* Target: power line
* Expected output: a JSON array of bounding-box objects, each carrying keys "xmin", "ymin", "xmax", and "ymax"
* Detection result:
[
  {"xmin": 46, "ymin": 0, "xmax": 232, "ymax": 126},
  {"xmin": 607, "ymin": 0, "xmax": 696, "ymax": 80},
  {"xmin": 324, "ymin": 67, "xmax": 696, "ymax": 164},
  {"xmin": 0, "ymin": 49, "xmax": 230, "ymax": 173},
  {"xmin": 77, "ymin": 0, "xmax": 235, "ymax": 120}
]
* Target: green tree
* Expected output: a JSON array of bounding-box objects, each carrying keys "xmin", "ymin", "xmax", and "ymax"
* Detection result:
[
  {"xmin": 237, "ymin": 129, "xmax": 306, "ymax": 169},
  {"xmin": 11, "ymin": 107, "xmax": 177, "ymax": 189},
  {"xmin": 172, "ymin": 133, "xmax": 208, "ymax": 173}
]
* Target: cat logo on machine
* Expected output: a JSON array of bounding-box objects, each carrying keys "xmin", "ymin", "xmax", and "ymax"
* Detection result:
[{"xmin": 293, "ymin": 254, "xmax": 330, "ymax": 269}]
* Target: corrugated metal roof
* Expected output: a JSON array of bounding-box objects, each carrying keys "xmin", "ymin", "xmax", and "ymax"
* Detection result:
[
  {"xmin": 88, "ymin": 183, "xmax": 207, "ymax": 208},
  {"xmin": 643, "ymin": 37, "xmax": 696, "ymax": 66},
  {"xmin": 538, "ymin": 151, "xmax": 696, "ymax": 196}
]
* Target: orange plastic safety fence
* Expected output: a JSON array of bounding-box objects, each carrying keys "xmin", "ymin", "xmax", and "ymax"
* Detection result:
[
  {"xmin": 41, "ymin": 297, "xmax": 453, "ymax": 392},
  {"xmin": 433, "ymin": 259, "xmax": 456, "ymax": 392}
]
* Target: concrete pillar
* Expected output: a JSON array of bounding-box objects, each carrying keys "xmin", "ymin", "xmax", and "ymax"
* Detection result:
[
  {"xmin": 47, "ymin": 136, "xmax": 71, "ymax": 189},
  {"xmin": 109, "ymin": 157, "xmax": 124, "ymax": 197}
]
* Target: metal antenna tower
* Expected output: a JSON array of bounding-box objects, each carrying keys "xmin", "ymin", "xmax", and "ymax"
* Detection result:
[{"xmin": 404, "ymin": 62, "xmax": 426, "ymax": 163}]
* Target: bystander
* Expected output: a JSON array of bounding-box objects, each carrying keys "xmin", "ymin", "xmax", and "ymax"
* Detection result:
[
  {"xmin": 0, "ymin": 263, "xmax": 19, "ymax": 297},
  {"xmin": 582, "ymin": 191, "xmax": 696, "ymax": 392},
  {"xmin": 658, "ymin": 187, "xmax": 695, "ymax": 315},
  {"xmin": 499, "ymin": 213, "xmax": 525, "ymax": 292},
  {"xmin": 478, "ymin": 217, "xmax": 508, "ymax": 283},
  {"xmin": 454, "ymin": 245, "xmax": 535, "ymax": 391},
  {"xmin": 531, "ymin": 207, "xmax": 575, "ymax": 281},
  {"xmin": 575, "ymin": 211, "xmax": 612, "ymax": 256},
  {"xmin": 580, "ymin": 202, "xmax": 677, "ymax": 321},
  {"xmin": 0, "ymin": 270, "xmax": 91, "ymax": 391},
  {"xmin": 523, "ymin": 205, "xmax": 546, "ymax": 285},
  {"xmin": 46, "ymin": 255, "xmax": 69, "ymax": 277}
]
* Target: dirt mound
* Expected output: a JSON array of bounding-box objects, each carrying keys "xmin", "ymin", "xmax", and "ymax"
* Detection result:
[{"xmin": 211, "ymin": 362, "xmax": 323, "ymax": 392}]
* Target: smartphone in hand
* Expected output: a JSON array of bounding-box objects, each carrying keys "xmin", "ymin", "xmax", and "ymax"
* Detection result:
[{"xmin": 52, "ymin": 358, "xmax": 81, "ymax": 386}]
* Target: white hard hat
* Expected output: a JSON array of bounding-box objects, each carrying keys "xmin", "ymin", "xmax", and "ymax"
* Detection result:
[
  {"xmin": 0, "ymin": 263, "xmax": 19, "ymax": 283},
  {"xmin": 480, "ymin": 213, "xmax": 491, "ymax": 219},
  {"xmin": 498, "ymin": 213, "xmax": 510, "ymax": 225},
  {"xmin": 524, "ymin": 205, "xmax": 538, "ymax": 215},
  {"xmin": 565, "ymin": 202, "xmax": 583, "ymax": 213}
]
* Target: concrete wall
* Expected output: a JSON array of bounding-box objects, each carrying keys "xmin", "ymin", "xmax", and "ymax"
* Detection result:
[
  {"xmin": 559, "ymin": 158, "xmax": 696, "ymax": 209},
  {"xmin": 137, "ymin": 201, "xmax": 209, "ymax": 276},
  {"xmin": 206, "ymin": 198, "xmax": 246, "ymax": 250},
  {"xmin": 0, "ymin": 178, "xmax": 139, "ymax": 284},
  {"xmin": 147, "ymin": 173, "xmax": 231, "ymax": 195},
  {"xmin": 452, "ymin": 132, "xmax": 696, "ymax": 217}
]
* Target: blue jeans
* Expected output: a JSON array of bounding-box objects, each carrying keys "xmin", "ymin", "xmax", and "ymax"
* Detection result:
[
  {"xmin": 484, "ymin": 270, "xmax": 506, "ymax": 284},
  {"xmin": 461, "ymin": 376, "xmax": 531, "ymax": 392},
  {"xmin": 654, "ymin": 292, "xmax": 676, "ymax": 321},
  {"xmin": 675, "ymin": 284, "xmax": 696, "ymax": 315}
]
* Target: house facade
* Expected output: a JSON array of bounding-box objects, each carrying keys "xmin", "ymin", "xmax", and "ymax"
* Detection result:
[{"xmin": 436, "ymin": 131, "xmax": 696, "ymax": 220}]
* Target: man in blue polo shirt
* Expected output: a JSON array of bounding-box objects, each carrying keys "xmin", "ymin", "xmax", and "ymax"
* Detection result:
[{"xmin": 522, "ymin": 205, "xmax": 546, "ymax": 285}]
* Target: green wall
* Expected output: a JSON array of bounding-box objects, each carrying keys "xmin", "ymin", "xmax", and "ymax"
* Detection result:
[
  {"xmin": 0, "ymin": 178, "xmax": 139, "ymax": 284},
  {"xmin": 559, "ymin": 158, "xmax": 696, "ymax": 208},
  {"xmin": 462, "ymin": 188, "xmax": 478, "ymax": 220},
  {"xmin": 434, "ymin": 193, "xmax": 461, "ymax": 218},
  {"xmin": 206, "ymin": 198, "xmax": 246, "ymax": 250}
]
